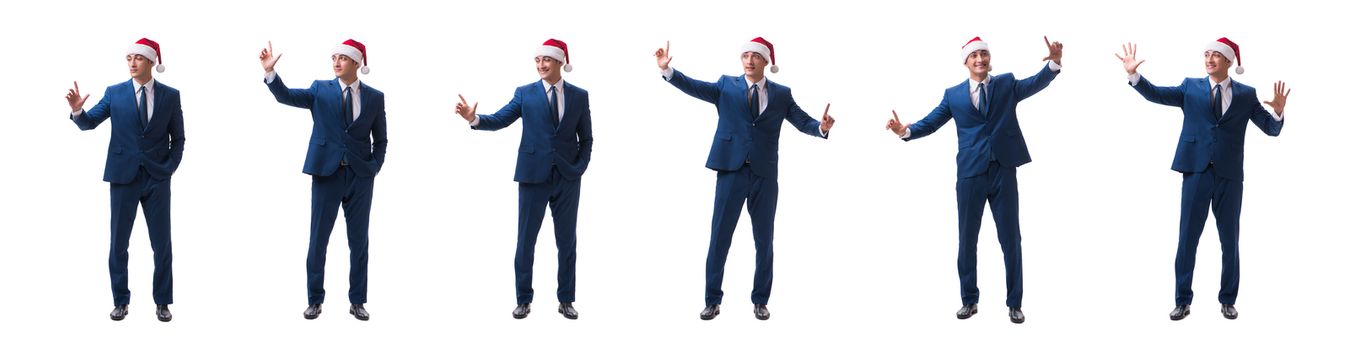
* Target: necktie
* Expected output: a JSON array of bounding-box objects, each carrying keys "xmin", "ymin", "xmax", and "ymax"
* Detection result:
[
  {"xmin": 749, "ymin": 84, "xmax": 761, "ymax": 119},
  {"xmin": 138, "ymin": 85, "xmax": 149, "ymax": 127},
  {"xmin": 977, "ymin": 82, "xmax": 988, "ymax": 115},
  {"xmin": 549, "ymin": 85, "xmax": 560, "ymax": 127},
  {"xmin": 343, "ymin": 87, "xmax": 353, "ymax": 127},
  {"xmin": 1212, "ymin": 84, "xmax": 1223, "ymax": 119}
]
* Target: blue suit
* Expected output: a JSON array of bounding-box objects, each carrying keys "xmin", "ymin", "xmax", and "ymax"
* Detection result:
[
  {"xmin": 665, "ymin": 69, "xmax": 826, "ymax": 305},
  {"xmin": 72, "ymin": 79, "xmax": 185, "ymax": 306},
  {"xmin": 266, "ymin": 75, "xmax": 387, "ymax": 305},
  {"xmin": 1131, "ymin": 76, "xmax": 1282, "ymax": 305},
  {"xmin": 473, "ymin": 80, "xmax": 593, "ymax": 305},
  {"xmin": 904, "ymin": 63, "xmax": 1059, "ymax": 308}
]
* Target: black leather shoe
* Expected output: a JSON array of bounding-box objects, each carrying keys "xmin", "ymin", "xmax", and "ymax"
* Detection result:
[
  {"xmin": 303, "ymin": 304, "xmax": 322, "ymax": 320},
  {"xmin": 110, "ymin": 305, "xmax": 128, "ymax": 321},
  {"xmin": 156, "ymin": 304, "xmax": 172, "ymax": 322},
  {"xmin": 956, "ymin": 304, "xmax": 978, "ymax": 319},
  {"xmin": 557, "ymin": 303, "xmax": 579, "ymax": 319},
  {"xmin": 1009, "ymin": 308, "xmax": 1025, "ymax": 324},
  {"xmin": 699, "ymin": 304, "xmax": 720, "ymax": 320},
  {"xmin": 753, "ymin": 304, "xmax": 771, "ymax": 320},
  {"xmin": 1169, "ymin": 304, "xmax": 1190, "ymax": 321},
  {"xmin": 349, "ymin": 304, "xmax": 369, "ymax": 321},
  {"xmin": 1221, "ymin": 304, "xmax": 1238, "ymax": 320},
  {"xmin": 512, "ymin": 304, "xmax": 531, "ymax": 319}
]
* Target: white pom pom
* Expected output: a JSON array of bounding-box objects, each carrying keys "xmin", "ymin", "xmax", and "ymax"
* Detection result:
[
  {"xmin": 360, "ymin": 66, "xmax": 370, "ymax": 75},
  {"xmin": 1234, "ymin": 66, "xmax": 1244, "ymax": 74},
  {"xmin": 563, "ymin": 64, "xmax": 572, "ymax": 72},
  {"xmin": 769, "ymin": 65, "xmax": 779, "ymax": 73},
  {"xmin": 156, "ymin": 64, "xmax": 166, "ymax": 73}
]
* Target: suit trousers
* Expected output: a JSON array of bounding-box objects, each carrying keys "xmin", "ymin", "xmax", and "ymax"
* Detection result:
[
  {"xmin": 108, "ymin": 167, "xmax": 173, "ymax": 306},
  {"xmin": 515, "ymin": 168, "xmax": 581, "ymax": 304},
  {"xmin": 705, "ymin": 165, "xmax": 778, "ymax": 305},
  {"xmin": 306, "ymin": 165, "xmax": 374, "ymax": 305},
  {"xmin": 955, "ymin": 161, "xmax": 1024, "ymax": 308},
  {"xmin": 1175, "ymin": 165, "xmax": 1243, "ymax": 305}
]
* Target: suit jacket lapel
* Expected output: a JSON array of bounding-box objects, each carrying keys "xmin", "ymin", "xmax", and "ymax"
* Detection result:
[
  {"xmin": 355, "ymin": 81, "xmax": 374, "ymax": 128},
  {"xmin": 560, "ymin": 81, "xmax": 578, "ymax": 133},
  {"xmin": 760, "ymin": 80, "xmax": 777, "ymax": 123},
  {"xmin": 148, "ymin": 80, "xmax": 166, "ymax": 131},
  {"xmin": 958, "ymin": 80, "xmax": 981, "ymax": 121},
  {"xmin": 1218, "ymin": 81, "xmax": 1239, "ymax": 123}
]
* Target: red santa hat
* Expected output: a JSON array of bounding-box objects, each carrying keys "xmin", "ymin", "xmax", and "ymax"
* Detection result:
[
  {"xmin": 960, "ymin": 36, "xmax": 989, "ymax": 62},
  {"xmin": 536, "ymin": 39, "xmax": 573, "ymax": 72},
  {"xmin": 333, "ymin": 39, "xmax": 370, "ymax": 74},
  {"xmin": 742, "ymin": 37, "xmax": 779, "ymax": 73},
  {"xmin": 127, "ymin": 38, "xmax": 166, "ymax": 73},
  {"xmin": 1205, "ymin": 37, "xmax": 1244, "ymax": 74}
]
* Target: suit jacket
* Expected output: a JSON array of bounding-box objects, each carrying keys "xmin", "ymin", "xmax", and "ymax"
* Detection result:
[
  {"xmin": 665, "ymin": 69, "xmax": 826, "ymax": 180},
  {"xmin": 473, "ymin": 80, "xmax": 593, "ymax": 184},
  {"xmin": 266, "ymin": 75, "xmax": 387, "ymax": 177},
  {"xmin": 904, "ymin": 64, "xmax": 1059, "ymax": 178},
  {"xmin": 72, "ymin": 79, "xmax": 185, "ymax": 184},
  {"xmin": 1131, "ymin": 76, "xmax": 1283, "ymax": 181}
]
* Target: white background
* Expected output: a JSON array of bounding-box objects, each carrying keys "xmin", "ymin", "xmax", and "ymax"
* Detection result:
[{"xmin": 2, "ymin": 0, "xmax": 1344, "ymax": 348}]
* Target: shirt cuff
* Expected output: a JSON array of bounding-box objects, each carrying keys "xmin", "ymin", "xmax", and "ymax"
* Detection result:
[
  {"xmin": 469, "ymin": 115, "xmax": 481, "ymax": 127},
  {"xmin": 1274, "ymin": 111, "xmax": 1285, "ymax": 122},
  {"xmin": 1127, "ymin": 73, "xmax": 1141, "ymax": 86},
  {"xmin": 1048, "ymin": 60, "xmax": 1062, "ymax": 72},
  {"xmin": 660, "ymin": 67, "xmax": 674, "ymax": 81},
  {"xmin": 899, "ymin": 129, "xmax": 911, "ymax": 139},
  {"xmin": 819, "ymin": 124, "xmax": 828, "ymax": 137},
  {"xmin": 264, "ymin": 71, "xmax": 277, "ymax": 84},
  {"xmin": 71, "ymin": 110, "xmax": 83, "ymax": 119}
]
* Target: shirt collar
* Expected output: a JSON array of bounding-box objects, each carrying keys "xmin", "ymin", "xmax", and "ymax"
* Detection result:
[
  {"xmin": 542, "ymin": 78, "xmax": 565, "ymax": 92},
  {"xmin": 968, "ymin": 75, "xmax": 990, "ymax": 93},
  {"xmin": 1209, "ymin": 76, "xmax": 1231, "ymax": 91},
  {"xmin": 338, "ymin": 78, "xmax": 361, "ymax": 92},
  {"xmin": 133, "ymin": 77, "xmax": 156, "ymax": 92},
  {"xmin": 745, "ymin": 76, "xmax": 766, "ymax": 92}
]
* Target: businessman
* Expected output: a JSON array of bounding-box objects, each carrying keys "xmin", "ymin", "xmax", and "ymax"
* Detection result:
[
  {"xmin": 887, "ymin": 36, "xmax": 1064, "ymax": 324},
  {"xmin": 260, "ymin": 39, "xmax": 387, "ymax": 321},
  {"xmin": 456, "ymin": 39, "xmax": 593, "ymax": 320},
  {"xmin": 654, "ymin": 38, "xmax": 835, "ymax": 321},
  {"xmin": 1116, "ymin": 38, "xmax": 1288, "ymax": 321},
  {"xmin": 67, "ymin": 37, "xmax": 183, "ymax": 322}
]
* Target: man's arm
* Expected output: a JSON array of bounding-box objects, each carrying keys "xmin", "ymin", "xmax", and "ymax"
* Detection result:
[
  {"xmin": 165, "ymin": 92, "xmax": 185, "ymax": 174},
  {"xmin": 469, "ymin": 89, "xmax": 524, "ymax": 131}
]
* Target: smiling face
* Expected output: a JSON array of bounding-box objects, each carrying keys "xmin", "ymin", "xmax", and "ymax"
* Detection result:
[
  {"xmin": 126, "ymin": 54, "xmax": 154, "ymax": 81},
  {"xmin": 1204, "ymin": 50, "xmax": 1232, "ymax": 77},
  {"xmin": 965, "ymin": 50, "xmax": 991, "ymax": 80},
  {"xmin": 332, "ymin": 54, "xmax": 359, "ymax": 81},
  {"xmin": 536, "ymin": 56, "xmax": 563, "ymax": 83},
  {"xmin": 741, "ymin": 52, "xmax": 768, "ymax": 79}
]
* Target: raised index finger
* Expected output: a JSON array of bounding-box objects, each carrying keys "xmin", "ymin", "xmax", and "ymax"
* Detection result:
[
  {"xmin": 1044, "ymin": 36, "xmax": 1051, "ymax": 48},
  {"xmin": 823, "ymin": 103, "xmax": 831, "ymax": 117},
  {"xmin": 458, "ymin": 94, "xmax": 469, "ymax": 106}
]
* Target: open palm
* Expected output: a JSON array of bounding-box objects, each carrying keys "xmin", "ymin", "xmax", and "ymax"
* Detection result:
[{"xmin": 1115, "ymin": 42, "xmax": 1145, "ymax": 75}]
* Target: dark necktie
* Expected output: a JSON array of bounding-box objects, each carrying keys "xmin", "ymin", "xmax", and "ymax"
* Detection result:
[
  {"xmin": 343, "ymin": 87, "xmax": 353, "ymax": 127},
  {"xmin": 749, "ymin": 84, "xmax": 761, "ymax": 119},
  {"xmin": 977, "ymin": 82, "xmax": 988, "ymax": 116},
  {"xmin": 549, "ymin": 85, "xmax": 559, "ymax": 128},
  {"xmin": 138, "ymin": 85, "xmax": 149, "ymax": 127},
  {"xmin": 1212, "ymin": 84, "xmax": 1223, "ymax": 119},
  {"xmin": 978, "ymin": 82, "xmax": 997, "ymax": 162}
]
